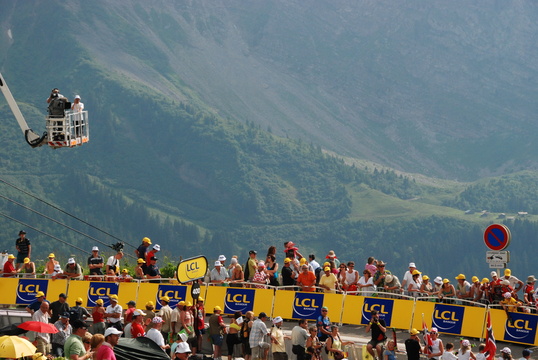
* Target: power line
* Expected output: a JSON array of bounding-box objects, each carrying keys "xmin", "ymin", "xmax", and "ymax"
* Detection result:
[
  {"xmin": 0, "ymin": 211, "xmax": 88, "ymax": 256},
  {"xmin": 0, "ymin": 194, "xmax": 136, "ymax": 260},
  {"xmin": 0, "ymin": 177, "xmax": 137, "ymax": 249}
]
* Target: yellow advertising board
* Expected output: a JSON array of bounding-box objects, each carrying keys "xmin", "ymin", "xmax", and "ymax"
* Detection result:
[
  {"xmin": 0, "ymin": 278, "xmax": 18, "ymax": 305},
  {"xmin": 176, "ymin": 256, "xmax": 208, "ymax": 284}
]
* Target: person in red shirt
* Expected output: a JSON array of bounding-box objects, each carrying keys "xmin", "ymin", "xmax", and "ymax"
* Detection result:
[
  {"xmin": 3, "ymin": 254, "xmax": 19, "ymax": 277},
  {"xmin": 124, "ymin": 300, "xmax": 136, "ymax": 325},
  {"xmin": 131, "ymin": 309, "xmax": 146, "ymax": 338},
  {"xmin": 297, "ymin": 265, "xmax": 317, "ymax": 292},
  {"xmin": 145, "ymin": 244, "xmax": 160, "ymax": 266}
]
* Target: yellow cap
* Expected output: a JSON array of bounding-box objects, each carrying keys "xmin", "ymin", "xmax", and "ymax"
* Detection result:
[
  {"xmin": 110, "ymin": 294, "xmax": 119, "ymax": 301},
  {"xmin": 178, "ymin": 301, "xmax": 186, "ymax": 306},
  {"xmin": 323, "ymin": 262, "xmax": 330, "ymax": 267},
  {"xmin": 48, "ymin": 253, "xmax": 55, "ymax": 258},
  {"xmin": 410, "ymin": 328, "xmax": 420, "ymax": 335},
  {"xmin": 471, "ymin": 276, "xmax": 479, "ymax": 283},
  {"xmin": 455, "ymin": 274, "xmax": 466, "ymax": 280},
  {"xmin": 422, "ymin": 275, "xmax": 429, "ymax": 281},
  {"xmin": 299, "ymin": 258, "xmax": 307, "ymax": 265},
  {"xmin": 197, "ymin": 297, "xmax": 204, "ymax": 302},
  {"xmin": 186, "ymin": 301, "xmax": 193, "ymax": 307},
  {"xmin": 214, "ymin": 306, "xmax": 222, "ymax": 311},
  {"xmin": 443, "ymin": 278, "xmax": 450, "ymax": 284},
  {"xmin": 96, "ymin": 299, "xmax": 104, "ymax": 305},
  {"xmin": 412, "ymin": 270, "xmax": 421, "ymax": 275},
  {"xmin": 76, "ymin": 297, "xmax": 83, "ymax": 303},
  {"xmin": 121, "ymin": 269, "xmax": 128, "ymax": 273},
  {"xmin": 324, "ymin": 267, "xmax": 331, "ymax": 271},
  {"xmin": 8, "ymin": 254, "xmax": 15, "ymax": 259},
  {"xmin": 284, "ymin": 258, "xmax": 291, "ymax": 263},
  {"xmin": 23, "ymin": 258, "xmax": 30, "ymax": 264},
  {"xmin": 137, "ymin": 258, "xmax": 146, "ymax": 264},
  {"xmin": 481, "ymin": 278, "xmax": 490, "ymax": 284},
  {"xmin": 160, "ymin": 296, "xmax": 170, "ymax": 302},
  {"xmin": 504, "ymin": 269, "xmax": 511, "ymax": 276},
  {"xmin": 146, "ymin": 301, "xmax": 154, "ymax": 307},
  {"xmin": 142, "ymin": 237, "xmax": 152, "ymax": 244},
  {"xmin": 35, "ymin": 291, "xmax": 45, "ymax": 297}
]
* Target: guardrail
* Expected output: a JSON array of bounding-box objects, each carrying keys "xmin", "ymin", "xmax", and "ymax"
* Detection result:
[{"xmin": 2, "ymin": 277, "xmax": 537, "ymax": 346}]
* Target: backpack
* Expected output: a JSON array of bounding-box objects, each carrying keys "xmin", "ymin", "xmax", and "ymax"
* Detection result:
[
  {"xmin": 239, "ymin": 319, "xmax": 250, "ymax": 341},
  {"xmin": 48, "ymin": 97, "xmax": 68, "ymax": 116},
  {"xmin": 243, "ymin": 260, "xmax": 250, "ymax": 281},
  {"xmin": 68, "ymin": 307, "xmax": 81, "ymax": 323}
]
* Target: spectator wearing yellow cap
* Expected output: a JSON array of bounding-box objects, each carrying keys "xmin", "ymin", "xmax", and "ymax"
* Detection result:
[
  {"xmin": 2, "ymin": 254, "xmax": 18, "ymax": 277},
  {"xmin": 455, "ymin": 274, "xmax": 473, "ymax": 302},
  {"xmin": 19, "ymin": 257, "xmax": 36, "ymax": 278},
  {"xmin": 503, "ymin": 268, "xmax": 524, "ymax": 296},
  {"xmin": 105, "ymin": 294, "xmax": 123, "ymax": 331},
  {"xmin": 70, "ymin": 297, "xmax": 90, "ymax": 322},
  {"xmin": 135, "ymin": 236, "xmax": 152, "ymax": 261},
  {"xmin": 470, "ymin": 276, "xmax": 482, "ymax": 302},
  {"xmin": 134, "ymin": 258, "xmax": 146, "ymax": 280},
  {"xmin": 159, "ymin": 296, "xmax": 173, "ymax": 341},
  {"xmin": 208, "ymin": 306, "xmax": 227, "ymax": 360},
  {"xmin": 408, "ymin": 270, "xmax": 422, "ymax": 297},
  {"xmin": 118, "ymin": 268, "xmax": 132, "ymax": 281},
  {"xmin": 43, "ymin": 253, "xmax": 59, "ymax": 275},
  {"xmin": 26, "ymin": 290, "xmax": 50, "ymax": 315},
  {"xmin": 281, "ymin": 257, "xmax": 295, "ymax": 289},
  {"xmin": 91, "ymin": 298, "xmax": 106, "ymax": 335},
  {"xmin": 319, "ymin": 266, "xmax": 339, "ymax": 293},
  {"xmin": 439, "ymin": 279, "xmax": 456, "ymax": 303},
  {"xmin": 170, "ymin": 300, "xmax": 186, "ymax": 341},
  {"xmin": 404, "ymin": 328, "xmax": 422, "ymax": 360}
]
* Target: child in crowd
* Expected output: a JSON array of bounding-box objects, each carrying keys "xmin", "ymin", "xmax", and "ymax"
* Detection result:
[{"xmin": 441, "ymin": 343, "xmax": 457, "ymax": 360}]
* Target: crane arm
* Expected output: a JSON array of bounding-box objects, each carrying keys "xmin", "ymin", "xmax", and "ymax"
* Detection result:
[{"xmin": 0, "ymin": 71, "xmax": 46, "ymax": 147}]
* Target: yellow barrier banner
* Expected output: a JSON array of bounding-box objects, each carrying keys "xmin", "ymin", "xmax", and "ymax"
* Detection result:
[
  {"xmin": 273, "ymin": 289, "xmax": 296, "ymax": 319},
  {"xmin": 46, "ymin": 279, "xmax": 69, "ymax": 300},
  {"xmin": 321, "ymin": 293, "xmax": 345, "ymax": 324},
  {"xmin": 341, "ymin": 294, "xmax": 364, "ymax": 325},
  {"xmin": 117, "ymin": 282, "xmax": 139, "ymax": 308},
  {"xmin": 204, "ymin": 285, "xmax": 228, "ymax": 314},
  {"xmin": 490, "ymin": 307, "xmax": 538, "ymax": 346},
  {"xmin": 135, "ymin": 283, "xmax": 160, "ymax": 309},
  {"xmin": 411, "ymin": 300, "xmax": 436, "ymax": 330},
  {"xmin": 0, "ymin": 278, "xmax": 19, "ymax": 305}
]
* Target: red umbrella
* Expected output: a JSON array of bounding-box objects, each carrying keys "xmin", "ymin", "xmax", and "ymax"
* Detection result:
[{"xmin": 17, "ymin": 321, "xmax": 58, "ymax": 334}]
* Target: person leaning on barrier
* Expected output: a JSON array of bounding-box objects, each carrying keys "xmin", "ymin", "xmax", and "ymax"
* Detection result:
[
  {"xmin": 281, "ymin": 258, "xmax": 295, "ymax": 289},
  {"xmin": 43, "ymin": 253, "xmax": 59, "ymax": 275},
  {"xmin": 2, "ymin": 254, "xmax": 19, "ymax": 277},
  {"xmin": 523, "ymin": 275, "xmax": 536, "ymax": 309},
  {"xmin": 88, "ymin": 247, "xmax": 104, "ymax": 276},
  {"xmin": 229, "ymin": 264, "xmax": 245, "ymax": 287},
  {"xmin": 297, "ymin": 264, "xmax": 316, "ymax": 292},
  {"xmin": 455, "ymin": 274, "xmax": 473, "ymax": 301},
  {"xmin": 319, "ymin": 266, "xmax": 339, "ymax": 293},
  {"xmin": 383, "ymin": 274, "xmax": 402, "ymax": 298},
  {"xmin": 65, "ymin": 258, "xmax": 83, "ymax": 280},
  {"xmin": 420, "ymin": 275, "xmax": 434, "ymax": 297},
  {"xmin": 502, "ymin": 269, "xmax": 524, "ymax": 297}
]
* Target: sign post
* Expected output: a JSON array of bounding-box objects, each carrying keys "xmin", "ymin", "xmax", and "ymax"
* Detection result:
[{"xmin": 484, "ymin": 224, "xmax": 511, "ymax": 270}]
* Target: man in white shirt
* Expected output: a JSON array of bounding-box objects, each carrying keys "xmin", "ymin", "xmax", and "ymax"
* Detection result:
[
  {"xmin": 146, "ymin": 317, "xmax": 170, "ymax": 352},
  {"xmin": 210, "ymin": 261, "xmax": 229, "ymax": 284},
  {"xmin": 104, "ymin": 295, "xmax": 123, "ymax": 331},
  {"xmin": 33, "ymin": 301, "xmax": 51, "ymax": 355}
]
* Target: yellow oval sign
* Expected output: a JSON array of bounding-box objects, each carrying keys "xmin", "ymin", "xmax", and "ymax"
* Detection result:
[{"xmin": 176, "ymin": 256, "xmax": 208, "ymax": 283}]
